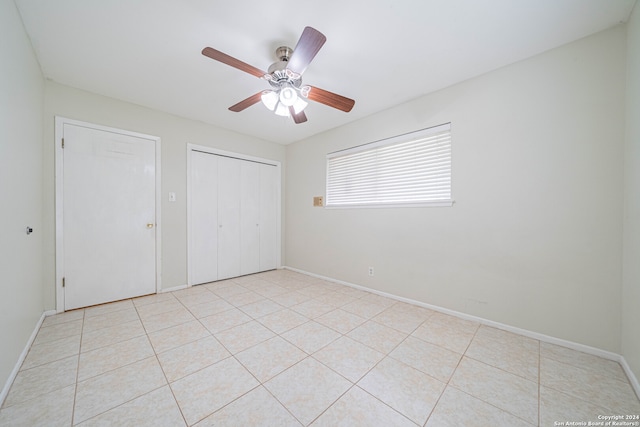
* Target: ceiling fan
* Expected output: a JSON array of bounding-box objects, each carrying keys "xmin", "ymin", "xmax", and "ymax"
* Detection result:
[{"xmin": 202, "ymin": 27, "xmax": 355, "ymax": 124}]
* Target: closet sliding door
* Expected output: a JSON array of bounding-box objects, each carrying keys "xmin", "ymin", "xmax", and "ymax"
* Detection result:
[
  {"xmin": 240, "ymin": 161, "xmax": 260, "ymax": 276},
  {"xmin": 217, "ymin": 156, "xmax": 242, "ymax": 280},
  {"xmin": 189, "ymin": 147, "xmax": 280, "ymax": 286},
  {"xmin": 259, "ymin": 164, "xmax": 278, "ymax": 271},
  {"xmin": 190, "ymin": 151, "xmax": 219, "ymax": 285}
]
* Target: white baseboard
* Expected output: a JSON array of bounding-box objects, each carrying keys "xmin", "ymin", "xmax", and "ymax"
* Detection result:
[
  {"xmin": 0, "ymin": 310, "xmax": 55, "ymax": 406},
  {"xmin": 283, "ymin": 266, "xmax": 640, "ymax": 399}
]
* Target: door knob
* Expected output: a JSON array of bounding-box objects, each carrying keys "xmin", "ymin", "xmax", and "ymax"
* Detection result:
[{"xmin": 146, "ymin": 223, "xmax": 154, "ymax": 229}]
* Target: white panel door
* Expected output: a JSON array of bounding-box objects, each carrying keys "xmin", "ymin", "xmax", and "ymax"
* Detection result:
[
  {"xmin": 217, "ymin": 156, "xmax": 241, "ymax": 280},
  {"xmin": 240, "ymin": 161, "xmax": 260, "ymax": 275},
  {"xmin": 190, "ymin": 151, "xmax": 219, "ymax": 284},
  {"xmin": 260, "ymin": 163, "xmax": 278, "ymax": 271},
  {"xmin": 63, "ymin": 123, "xmax": 156, "ymax": 310}
]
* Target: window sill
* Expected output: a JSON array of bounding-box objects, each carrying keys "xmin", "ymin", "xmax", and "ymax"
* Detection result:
[{"xmin": 324, "ymin": 200, "xmax": 454, "ymax": 209}]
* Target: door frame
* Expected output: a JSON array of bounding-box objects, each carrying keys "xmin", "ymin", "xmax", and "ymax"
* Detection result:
[
  {"xmin": 186, "ymin": 143, "xmax": 282, "ymax": 286},
  {"xmin": 55, "ymin": 116, "xmax": 162, "ymax": 312}
]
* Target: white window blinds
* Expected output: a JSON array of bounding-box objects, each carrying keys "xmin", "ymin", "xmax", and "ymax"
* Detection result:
[{"xmin": 326, "ymin": 123, "xmax": 452, "ymax": 208}]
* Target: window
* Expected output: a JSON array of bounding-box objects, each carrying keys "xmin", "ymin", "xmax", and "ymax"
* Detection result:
[{"xmin": 326, "ymin": 123, "xmax": 452, "ymax": 208}]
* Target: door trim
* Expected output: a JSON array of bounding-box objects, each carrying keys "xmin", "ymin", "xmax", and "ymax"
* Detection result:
[
  {"xmin": 55, "ymin": 116, "xmax": 162, "ymax": 312},
  {"xmin": 186, "ymin": 143, "xmax": 282, "ymax": 286}
]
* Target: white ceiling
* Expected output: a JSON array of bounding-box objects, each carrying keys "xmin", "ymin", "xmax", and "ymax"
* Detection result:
[{"xmin": 15, "ymin": 0, "xmax": 636, "ymax": 145}]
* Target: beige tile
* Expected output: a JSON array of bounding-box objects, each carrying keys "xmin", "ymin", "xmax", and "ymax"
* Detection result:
[
  {"xmin": 314, "ymin": 336, "xmax": 385, "ymax": 382},
  {"xmin": 232, "ymin": 275, "xmax": 267, "ymax": 285},
  {"xmin": 140, "ymin": 307, "xmax": 195, "ymax": 333},
  {"xmin": 172, "ymin": 284, "xmax": 214, "ymax": 298},
  {"xmin": 199, "ymin": 307, "xmax": 251, "ymax": 334},
  {"xmin": 148, "ymin": 320, "xmax": 210, "ymax": 353},
  {"xmin": 372, "ymin": 306, "xmax": 430, "ymax": 334},
  {"xmin": 269, "ymin": 291, "xmax": 312, "ymax": 307},
  {"xmin": 135, "ymin": 299, "xmax": 184, "ymax": 319},
  {"xmin": 157, "ymin": 336, "xmax": 230, "ymax": 382},
  {"xmin": 540, "ymin": 357, "xmax": 640, "ymax": 414},
  {"xmin": 412, "ymin": 312, "xmax": 479, "ymax": 354},
  {"xmin": 132, "ymin": 292, "xmax": 176, "ymax": 307},
  {"xmin": 81, "ymin": 319, "xmax": 146, "ymax": 352},
  {"xmin": 297, "ymin": 285, "xmax": 333, "ymax": 298},
  {"xmin": 84, "ymin": 299, "xmax": 134, "ymax": 317},
  {"xmin": 77, "ymin": 386, "xmax": 186, "ymax": 427},
  {"xmin": 390, "ymin": 336, "xmax": 462, "ymax": 382},
  {"xmin": 342, "ymin": 299, "xmax": 393, "ymax": 320},
  {"xmin": 239, "ymin": 299, "xmax": 284, "ymax": 318},
  {"xmin": 540, "ymin": 342, "xmax": 627, "ymax": 382},
  {"xmin": 74, "ymin": 357, "xmax": 167, "ymax": 424},
  {"xmin": 21, "ymin": 334, "xmax": 80, "ymax": 370},
  {"xmin": 311, "ymin": 386, "xmax": 417, "ymax": 427},
  {"xmin": 426, "ymin": 386, "xmax": 534, "ymax": 427},
  {"xmin": 315, "ymin": 309, "xmax": 367, "ymax": 334},
  {"xmin": 358, "ymin": 357, "xmax": 445, "ymax": 425},
  {"xmin": 41, "ymin": 309, "xmax": 85, "ymax": 327},
  {"xmin": 275, "ymin": 281, "xmax": 309, "ymax": 292},
  {"xmin": 313, "ymin": 291, "xmax": 359, "ymax": 308},
  {"xmin": 0, "ymin": 384, "xmax": 75, "ymax": 427},
  {"xmin": 360, "ymin": 293, "xmax": 397, "ymax": 308},
  {"xmin": 202, "ymin": 279, "xmax": 237, "ymax": 292},
  {"xmin": 78, "ymin": 335, "xmax": 155, "ymax": 381},
  {"xmin": 257, "ymin": 308, "xmax": 309, "ymax": 334},
  {"xmin": 291, "ymin": 299, "xmax": 335, "ymax": 318},
  {"xmin": 15, "ymin": 270, "xmax": 640, "ymax": 427},
  {"xmin": 465, "ymin": 325, "xmax": 539, "ymax": 381},
  {"xmin": 194, "ymin": 386, "xmax": 301, "ymax": 427},
  {"xmin": 281, "ymin": 321, "xmax": 341, "ymax": 354},
  {"xmin": 222, "ymin": 290, "xmax": 265, "ymax": 307},
  {"xmin": 33, "ymin": 319, "xmax": 83, "ymax": 346},
  {"xmin": 348, "ymin": 320, "xmax": 408, "ymax": 354},
  {"xmin": 236, "ymin": 336, "xmax": 307, "ymax": 382},
  {"xmin": 174, "ymin": 291, "xmax": 220, "ymax": 308},
  {"xmin": 82, "ymin": 306, "xmax": 139, "ymax": 333},
  {"xmin": 540, "ymin": 386, "xmax": 611, "ymax": 426},
  {"xmin": 170, "ymin": 357, "xmax": 259, "ymax": 425},
  {"xmin": 449, "ymin": 357, "xmax": 538, "ymax": 424},
  {"xmin": 214, "ymin": 320, "xmax": 275, "ymax": 354},
  {"xmin": 336, "ymin": 287, "xmax": 371, "ymax": 299},
  {"xmin": 3, "ymin": 356, "xmax": 78, "ymax": 408},
  {"xmin": 186, "ymin": 298, "xmax": 234, "ymax": 318},
  {"xmin": 265, "ymin": 357, "xmax": 352, "ymax": 426},
  {"xmin": 251, "ymin": 284, "xmax": 289, "ymax": 298},
  {"xmin": 210, "ymin": 284, "xmax": 250, "ymax": 298}
]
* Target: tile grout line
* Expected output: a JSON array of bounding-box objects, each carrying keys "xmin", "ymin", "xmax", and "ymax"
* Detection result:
[
  {"xmin": 70, "ymin": 308, "xmax": 87, "ymax": 426},
  {"xmin": 133, "ymin": 296, "xmax": 190, "ymax": 427},
  {"xmin": 538, "ymin": 339, "xmax": 541, "ymax": 427}
]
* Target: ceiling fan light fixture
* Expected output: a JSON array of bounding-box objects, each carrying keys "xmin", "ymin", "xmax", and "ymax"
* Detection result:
[
  {"xmin": 274, "ymin": 102, "xmax": 290, "ymax": 117},
  {"xmin": 279, "ymin": 85, "xmax": 298, "ymax": 107},
  {"xmin": 292, "ymin": 97, "xmax": 308, "ymax": 114},
  {"xmin": 202, "ymin": 26, "xmax": 355, "ymax": 124},
  {"xmin": 260, "ymin": 90, "xmax": 278, "ymax": 111}
]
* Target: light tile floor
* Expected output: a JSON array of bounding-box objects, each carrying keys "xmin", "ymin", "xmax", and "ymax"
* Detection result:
[{"xmin": 1, "ymin": 269, "xmax": 639, "ymax": 426}]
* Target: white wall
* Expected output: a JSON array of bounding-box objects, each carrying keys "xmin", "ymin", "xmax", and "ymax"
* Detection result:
[
  {"xmin": 0, "ymin": 0, "xmax": 45, "ymax": 390},
  {"xmin": 42, "ymin": 81, "xmax": 286, "ymax": 309},
  {"xmin": 623, "ymin": 1, "xmax": 640, "ymax": 382},
  {"xmin": 286, "ymin": 26, "xmax": 626, "ymax": 352}
]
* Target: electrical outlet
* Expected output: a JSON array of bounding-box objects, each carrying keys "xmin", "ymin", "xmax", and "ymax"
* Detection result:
[
  {"xmin": 368, "ymin": 267, "xmax": 374, "ymax": 276},
  {"xmin": 313, "ymin": 196, "xmax": 324, "ymax": 207}
]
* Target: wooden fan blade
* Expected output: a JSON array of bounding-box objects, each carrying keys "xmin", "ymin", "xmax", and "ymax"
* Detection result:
[
  {"xmin": 289, "ymin": 107, "xmax": 308, "ymax": 124},
  {"xmin": 286, "ymin": 27, "xmax": 326, "ymax": 75},
  {"xmin": 202, "ymin": 47, "xmax": 267, "ymax": 78},
  {"xmin": 307, "ymin": 86, "xmax": 355, "ymax": 112},
  {"xmin": 229, "ymin": 92, "xmax": 263, "ymax": 112}
]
